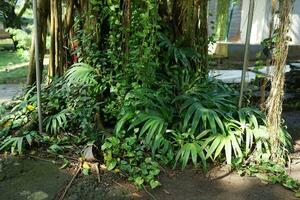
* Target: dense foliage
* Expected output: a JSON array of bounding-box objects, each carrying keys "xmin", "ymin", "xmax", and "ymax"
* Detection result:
[{"xmin": 0, "ymin": 0, "xmax": 294, "ymax": 190}]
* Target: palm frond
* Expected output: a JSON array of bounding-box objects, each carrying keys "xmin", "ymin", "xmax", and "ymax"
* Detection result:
[{"xmin": 65, "ymin": 63, "xmax": 98, "ymax": 85}]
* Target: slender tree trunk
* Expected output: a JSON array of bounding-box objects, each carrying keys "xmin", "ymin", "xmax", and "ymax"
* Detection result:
[
  {"xmin": 266, "ymin": 0, "xmax": 292, "ymax": 160},
  {"xmin": 199, "ymin": 0, "xmax": 208, "ymax": 75},
  {"xmin": 215, "ymin": 0, "xmax": 230, "ymax": 41},
  {"xmin": 57, "ymin": 0, "xmax": 63, "ymax": 75},
  {"xmin": 122, "ymin": 0, "xmax": 131, "ymax": 65},
  {"xmin": 49, "ymin": 0, "xmax": 56, "ymax": 80},
  {"xmin": 27, "ymin": 0, "xmax": 50, "ymax": 85},
  {"xmin": 17, "ymin": 0, "xmax": 30, "ymax": 18}
]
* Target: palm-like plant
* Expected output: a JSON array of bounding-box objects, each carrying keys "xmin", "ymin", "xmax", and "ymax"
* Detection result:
[
  {"xmin": 115, "ymin": 87, "xmax": 174, "ymax": 155},
  {"xmin": 173, "ymin": 130, "xmax": 211, "ymax": 169},
  {"xmin": 65, "ymin": 63, "xmax": 98, "ymax": 85}
]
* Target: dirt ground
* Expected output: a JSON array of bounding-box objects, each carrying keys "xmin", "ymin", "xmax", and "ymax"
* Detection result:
[
  {"xmin": 0, "ymin": 84, "xmax": 23, "ymax": 103},
  {"xmin": 0, "ymin": 156, "xmax": 299, "ymax": 200}
]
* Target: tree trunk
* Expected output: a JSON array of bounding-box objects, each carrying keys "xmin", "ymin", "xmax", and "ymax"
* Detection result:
[
  {"xmin": 62, "ymin": 0, "xmax": 75, "ymax": 69},
  {"xmin": 27, "ymin": 0, "xmax": 50, "ymax": 85},
  {"xmin": 122, "ymin": 0, "xmax": 131, "ymax": 65},
  {"xmin": 198, "ymin": 0, "xmax": 208, "ymax": 75},
  {"xmin": 260, "ymin": 0, "xmax": 276, "ymax": 110},
  {"xmin": 266, "ymin": 0, "xmax": 292, "ymax": 160},
  {"xmin": 172, "ymin": 0, "xmax": 199, "ymax": 47},
  {"xmin": 17, "ymin": 0, "xmax": 30, "ymax": 18},
  {"xmin": 215, "ymin": 0, "xmax": 230, "ymax": 41},
  {"xmin": 48, "ymin": 0, "xmax": 64, "ymax": 82}
]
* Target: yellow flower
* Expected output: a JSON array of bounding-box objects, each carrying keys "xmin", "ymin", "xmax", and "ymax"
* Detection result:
[
  {"xmin": 114, "ymin": 168, "xmax": 120, "ymax": 173},
  {"xmin": 82, "ymin": 162, "xmax": 90, "ymax": 169},
  {"xmin": 26, "ymin": 105, "xmax": 35, "ymax": 111},
  {"xmin": 3, "ymin": 120, "xmax": 12, "ymax": 127}
]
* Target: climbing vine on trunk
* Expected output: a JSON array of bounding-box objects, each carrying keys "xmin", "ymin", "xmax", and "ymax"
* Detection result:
[{"xmin": 266, "ymin": 0, "xmax": 292, "ymax": 161}]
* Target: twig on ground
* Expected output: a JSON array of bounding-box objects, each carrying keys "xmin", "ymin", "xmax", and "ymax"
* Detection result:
[
  {"xmin": 95, "ymin": 163, "xmax": 101, "ymax": 183},
  {"xmin": 59, "ymin": 162, "xmax": 81, "ymax": 200},
  {"xmin": 46, "ymin": 151, "xmax": 78, "ymax": 161},
  {"xmin": 28, "ymin": 155, "xmax": 59, "ymax": 164},
  {"xmin": 112, "ymin": 180, "xmax": 124, "ymax": 188},
  {"xmin": 142, "ymin": 185, "xmax": 157, "ymax": 200}
]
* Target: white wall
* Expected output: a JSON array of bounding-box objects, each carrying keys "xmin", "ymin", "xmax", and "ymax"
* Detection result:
[
  {"xmin": 240, "ymin": 0, "xmax": 271, "ymax": 44},
  {"xmin": 240, "ymin": 0, "xmax": 300, "ymax": 45},
  {"xmin": 289, "ymin": 0, "xmax": 300, "ymax": 45}
]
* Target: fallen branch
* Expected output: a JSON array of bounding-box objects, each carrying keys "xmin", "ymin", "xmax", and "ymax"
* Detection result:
[
  {"xmin": 28, "ymin": 155, "xmax": 59, "ymax": 164},
  {"xmin": 59, "ymin": 162, "xmax": 81, "ymax": 200},
  {"xmin": 142, "ymin": 185, "xmax": 157, "ymax": 200}
]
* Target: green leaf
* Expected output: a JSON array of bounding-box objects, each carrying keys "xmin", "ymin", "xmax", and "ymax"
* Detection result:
[
  {"xmin": 150, "ymin": 180, "xmax": 161, "ymax": 189},
  {"xmin": 82, "ymin": 168, "xmax": 89, "ymax": 175},
  {"xmin": 17, "ymin": 137, "xmax": 23, "ymax": 154},
  {"xmin": 225, "ymin": 140, "xmax": 232, "ymax": 164},
  {"xmin": 107, "ymin": 160, "xmax": 117, "ymax": 171},
  {"xmin": 134, "ymin": 177, "xmax": 144, "ymax": 186},
  {"xmin": 206, "ymin": 136, "xmax": 221, "ymax": 159}
]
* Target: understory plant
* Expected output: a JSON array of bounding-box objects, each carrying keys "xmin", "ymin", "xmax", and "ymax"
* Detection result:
[{"xmin": 0, "ymin": 0, "xmax": 294, "ymax": 191}]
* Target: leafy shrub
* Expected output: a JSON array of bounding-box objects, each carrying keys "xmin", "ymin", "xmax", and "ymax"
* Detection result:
[
  {"xmin": 114, "ymin": 77, "xmax": 292, "ymax": 171},
  {"xmin": 6, "ymin": 28, "xmax": 31, "ymax": 50},
  {"xmin": 101, "ymin": 135, "xmax": 161, "ymax": 188},
  {"xmin": 0, "ymin": 131, "xmax": 38, "ymax": 154}
]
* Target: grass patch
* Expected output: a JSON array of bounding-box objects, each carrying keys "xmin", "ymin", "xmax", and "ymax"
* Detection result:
[
  {"xmin": 0, "ymin": 67, "xmax": 27, "ymax": 84},
  {"xmin": 0, "ymin": 39, "xmax": 14, "ymax": 50},
  {"xmin": 0, "ymin": 51, "xmax": 28, "ymax": 69},
  {"xmin": 0, "ymin": 66, "xmax": 49, "ymax": 84}
]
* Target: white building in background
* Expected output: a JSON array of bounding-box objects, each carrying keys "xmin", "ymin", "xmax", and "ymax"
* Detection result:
[{"xmin": 209, "ymin": 0, "xmax": 300, "ymax": 61}]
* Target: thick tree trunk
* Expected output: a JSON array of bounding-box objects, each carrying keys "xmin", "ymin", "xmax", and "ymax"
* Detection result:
[
  {"xmin": 62, "ymin": 0, "xmax": 75, "ymax": 68},
  {"xmin": 48, "ymin": 0, "xmax": 64, "ymax": 82},
  {"xmin": 171, "ymin": 0, "xmax": 208, "ymax": 74},
  {"xmin": 172, "ymin": 0, "xmax": 199, "ymax": 46},
  {"xmin": 27, "ymin": 0, "xmax": 50, "ymax": 85},
  {"xmin": 266, "ymin": 0, "xmax": 291, "ymax": 160}
]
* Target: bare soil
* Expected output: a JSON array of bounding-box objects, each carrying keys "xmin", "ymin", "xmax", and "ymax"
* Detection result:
[{"xmin": 0, "ymin": 84, "xmax": 23, "ymax": 103}]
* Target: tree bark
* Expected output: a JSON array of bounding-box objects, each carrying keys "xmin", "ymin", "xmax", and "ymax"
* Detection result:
[
  {"xmin": 172, "ymin": 0, "xmax": 199, "ymax": 46},
  {"xmin": 260, "ymin": 0, "xmax": 277, "ymax": 109},
  {"xmin": 62, "ymin": 0, "xmax": 75, "ymax": 68},
  {"xmin": 199, "ymin": 0, "xmax": 208, "ymax": 75},
  {"xmin": 27, "ymin": 0, "xmax": 50, "ymax": 85},
  {"xmin": 122, "ymin": 0, "xmax": 131, "ymax": 65},
  {"xmin": 266, "ymin": 0, "xmax": 291, "ymax": 160},
  {"xmin": 215, "ymin": 0, "xmax": 230, "ymax": 41},
  {"xmin": 48, "ymin": 0, "xmax": 64, "ymax": 82},
  {"xmin": 17, "ymin": 0, "xmax": 30, "ymax": 18}
]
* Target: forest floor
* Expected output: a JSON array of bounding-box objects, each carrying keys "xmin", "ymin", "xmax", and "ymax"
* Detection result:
[{"xmin": 1, "ymin": 89, "xmax": 300, "ymax": 199}]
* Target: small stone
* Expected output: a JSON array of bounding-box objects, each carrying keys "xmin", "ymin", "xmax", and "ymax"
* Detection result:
[{"xmin": 27, "ymin": 191, "xmax": 48, "ymax": 200}]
